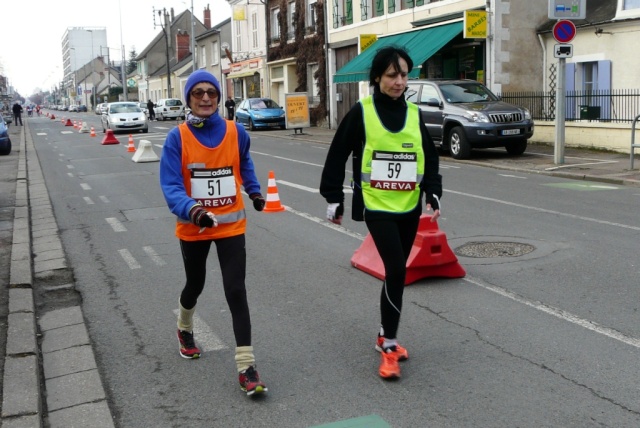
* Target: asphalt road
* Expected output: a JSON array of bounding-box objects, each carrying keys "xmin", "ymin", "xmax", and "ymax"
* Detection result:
[{"xmin": 8, "ymin": 114, "xmax": 640, "ymax": 427}]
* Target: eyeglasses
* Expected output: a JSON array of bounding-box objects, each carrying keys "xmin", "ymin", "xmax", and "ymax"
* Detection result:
[{"xmin": 190, "ymin": 88, "xmax": 218, "ymax": 99}]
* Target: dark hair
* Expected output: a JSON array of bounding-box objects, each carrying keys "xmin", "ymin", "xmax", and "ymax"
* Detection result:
[{"xmin": 369, "ymin": 46, "xmax": 413, "ymax": 88}]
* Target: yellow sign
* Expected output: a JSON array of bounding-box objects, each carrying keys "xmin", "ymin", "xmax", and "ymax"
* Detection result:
[
  {"xmin": 233, "ymin": 5, "xmax": 246, "ymax": 21},
  {"xmin": 360, "ymin": 34, "xmax": 378, "ymax": 53},
  {"xmin": 464, "ymin": 10, "xmax": 487, "ymax": 39},
  {"xmin": 284, "ymin": 93, "xmax": 310, "ymax": 129}
]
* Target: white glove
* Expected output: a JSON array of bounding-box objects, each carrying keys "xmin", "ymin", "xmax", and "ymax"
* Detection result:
[{"xmin": 326, "ymin": 203, "xmax": 344, "ymax": 225}]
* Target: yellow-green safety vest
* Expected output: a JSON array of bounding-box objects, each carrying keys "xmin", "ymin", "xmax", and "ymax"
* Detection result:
[{"xmin": 360, "ymin": 96, "xmax": 424, "ymax": 213}]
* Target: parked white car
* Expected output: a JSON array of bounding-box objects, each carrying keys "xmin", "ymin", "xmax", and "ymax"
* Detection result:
[
  {"xmin": 101, "ymin": 102, "xmax": 149, "ymax": 134},
  {"xmin": 154, "ymin": 98, "xmax": 185, "ymax": 121}
]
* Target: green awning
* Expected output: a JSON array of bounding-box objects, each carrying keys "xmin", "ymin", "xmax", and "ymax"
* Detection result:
[{"xmin": 333, "ymin": 21, "xmax": 463, "ymax": 83}]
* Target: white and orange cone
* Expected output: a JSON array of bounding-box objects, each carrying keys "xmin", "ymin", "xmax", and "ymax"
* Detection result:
[
  {"xmin": 126, "ymin": 134, "xmax": 136, "ymax": 152},
  {"xmin": 263, "ymin": 170, "xmax": 285, "ymax": 212}
]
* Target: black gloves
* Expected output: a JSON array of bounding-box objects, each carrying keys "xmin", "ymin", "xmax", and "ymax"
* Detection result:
[
  {"xmin": 426, "ymin": 194, "xmax": 441, "ymax": 212},
  {"xmin": 250, "ymin": 193, "xmax": 266, "ymax": 212},
  {"xmin": 326, "ymin": 202, "xmax": 344, "ymax": 225},
  {"xmin": 189, "ymin": 205, "xmax": 216, "ymax": 228}
]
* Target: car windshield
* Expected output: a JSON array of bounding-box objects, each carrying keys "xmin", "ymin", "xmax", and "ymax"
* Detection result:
[
  {"xmin": 111, "ymin": 104, "xmax": 141, "ymax": 113},
  {"xmin": 439, "ymin": 83, "xmax": 498, "ymax": 103},
  {"xmin": 166, "ymin": 99, "xmax": 182, "ymax": 106},
  {"xmin": 250, "ymin": 99, "xmax": 279, "ymax": 109}
]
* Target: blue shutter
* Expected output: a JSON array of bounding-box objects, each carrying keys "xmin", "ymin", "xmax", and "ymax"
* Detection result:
[
  {"xmin": 565, "ymin": 63, "xmax": 575, "ymax": 119},
  {"xmin": 597, "ymin": 60, "xmax": 611, "ymax": 120}
]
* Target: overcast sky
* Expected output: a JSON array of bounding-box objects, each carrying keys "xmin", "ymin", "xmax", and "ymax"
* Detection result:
[{"xmin": 0, "ymin": 0, "xmax": 231, "ymax": 95}]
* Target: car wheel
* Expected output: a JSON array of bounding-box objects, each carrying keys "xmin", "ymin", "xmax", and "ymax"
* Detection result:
[
  {"xmin": 448, "ymin": 126, "xmax": 471, "ymax": 160},
  {"xmin": 505, "ymin": 139, "xmax": 527, "ymax": 156},
  {"xmin": 143, "ymin": 128, "xmax": 149, "ymax": 134},
  {"xmin": 0, "ymin": 139, "xmax": 11, "ymax": 156},
  {"xmin": 249, "ymin": 119, "xmax": 256, "ymax": 131}
]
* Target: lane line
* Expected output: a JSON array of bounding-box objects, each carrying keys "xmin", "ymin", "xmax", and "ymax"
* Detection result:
[
  {"xmin": 106, "ymin": 217, "xmax": 127, "ymax": 232},
  {"xmin": 80, "ymin": 183, "xmax": 91, "ymax": 190},
  {"xmin": 118, "ymin": 249, "xmax": 141, "ymax": 269},
  {"xmin": 447, "ymin": 189, "xmax": 640, "ymax": 231},
  {"xmin": 83, "ymin": 197, "xmax": 94, "ymax": 205},
  {"xmin": 143, "ymin": 246, "xmax": 166, "ymax": 266},
  {"xmin": 99, "ymin": 195, "xmax": 110, "ymax": 203},
  {"xmin": 172, "ymin": 310, "xmax": 228, "ymax": 351}
]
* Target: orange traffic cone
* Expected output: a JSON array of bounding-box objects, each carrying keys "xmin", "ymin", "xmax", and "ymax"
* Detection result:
[
  {"xmin": 73, "ymin": 120, "xmax": 78, "ymax": 129},
  {"xmin": 126, "ymin": 134, "xmax": 136, "ymax": 152},
  {"xmin": 351, "ymin": 214, "xmax": 466, "ymax": 285},
  {"xmin": 90, "ymin": 126, "xmax": 96, "ymax": 137},
  {"xmin": 263, "ymin": 170, "xmax": 285, "ymax": 212},
  {"xmin": 50, "ymin": 114, "xmax": 56, "ymax": 120},
  {"xmin": 65, "ymin": 118, "xmax": 73, "ymax": 126}
]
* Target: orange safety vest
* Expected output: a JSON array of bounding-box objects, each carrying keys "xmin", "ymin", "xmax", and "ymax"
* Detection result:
[{"xmin": 175, "ymin": 122, "xmax": 247, "ymax": 241}]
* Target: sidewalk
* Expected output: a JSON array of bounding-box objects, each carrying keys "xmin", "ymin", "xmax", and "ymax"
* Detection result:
[
  {"xmin": 1, "ymin": 121, "xmax": 639, "ymax": 427},
  {"xmin": 1, "ymin": 121, "xmax": 114, "ymax": 427}
]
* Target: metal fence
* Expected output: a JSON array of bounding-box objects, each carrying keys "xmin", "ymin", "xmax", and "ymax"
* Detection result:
[{"xmin": 497, "ymin": 89, "xmax": 640, "ymax": 123}]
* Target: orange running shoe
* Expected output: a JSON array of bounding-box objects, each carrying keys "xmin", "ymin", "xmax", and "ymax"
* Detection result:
[
  {"xmin": 379, "ymin": 346, "xmax": 401, "ymax": 379},
  {"xmin": 375, "ymin": 334, "xmax": 408, "ymax": 361}
]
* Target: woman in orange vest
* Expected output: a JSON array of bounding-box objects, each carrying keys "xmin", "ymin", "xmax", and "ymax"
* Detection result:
[{"xmin": 159, "ymin": 70, "xmax": 268, "ymax": 396}]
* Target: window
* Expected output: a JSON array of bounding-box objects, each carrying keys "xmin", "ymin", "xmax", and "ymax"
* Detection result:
[
  {"xmin": 271, "ymin": 7, "xmax": 280, "ymax": 42},
  {"xmin": 211, "ymin": 41, "xmax": 219, "ymax": 65},
  {"xmin": 252, "ymin": 12, "xmax": 259, "ymax": 48},
  {"xmin": 624, "ymin": 0, "xmax": 640, "ymax": 9},
  {"xmin": 235, "ymin": 21, "xmax": 242, "ymax": 54},
  {"xmin": 288, "ymin": 1, "xmax": 296, "ymax": 39},
  {"xmin": 333, "ymin": 0, "xmax": 352, "ymax": 27},
  {"xmin": 307, "ymin": 0, "xmax": 317, "ymax": 30},
  {"xmin": 616, "ymin": 0, "xmax": 640, "ymax": 18},
  {"xmin": 200, "ymin": 46, "xmax": 206, "ymax": 68}
]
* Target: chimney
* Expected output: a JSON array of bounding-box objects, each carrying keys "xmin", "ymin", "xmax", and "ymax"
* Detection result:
[
  {"xmin": 170, "ymin": 7, "xmax": 175, "ymax": 22},
  {"xmin": 176, "ymin": 30, "xmax": 191, "ymax": 62},
  {"xmin": 204, "ymin": 5, "xmax": 211, "ymax": 29}
]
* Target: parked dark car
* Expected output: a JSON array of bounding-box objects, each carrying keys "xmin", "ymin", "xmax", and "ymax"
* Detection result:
[
  {"xmin": 235, "ymin": 98, "xmax": 286, "ymax": 130},
  {"xmin": 405, "ymin": 79, "xmax": 534, "ymax": 159},
  {"xmin": 77, "ymin": 105, "xmax": 88, "ymax": 112},
  {"xmin": 0, "ymin": 113, "xmax": 11, "ymax": 156}
]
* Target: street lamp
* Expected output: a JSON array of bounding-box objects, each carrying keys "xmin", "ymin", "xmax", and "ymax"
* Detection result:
[{"xmin": 86, "ymin": 30, "xmax": 94, "ymax": 109}]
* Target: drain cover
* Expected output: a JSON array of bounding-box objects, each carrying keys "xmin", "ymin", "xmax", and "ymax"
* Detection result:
[{"xmin": 454, "ymin": 241, "xmax": 535, "ymax": 258}]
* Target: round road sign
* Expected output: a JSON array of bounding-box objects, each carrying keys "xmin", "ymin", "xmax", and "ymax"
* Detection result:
[{"xmin": 553, "ymin": 20, "xmax": 577, "ymax": 43}]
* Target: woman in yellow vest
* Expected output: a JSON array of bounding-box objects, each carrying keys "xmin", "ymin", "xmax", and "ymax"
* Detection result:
[
  {"xmin": 159, "ymin": 70, "xmax": 268, "ymax": 396},
  {"xmin": 320, "ymin": 47, "xmax": 442, "ymax": 379}
]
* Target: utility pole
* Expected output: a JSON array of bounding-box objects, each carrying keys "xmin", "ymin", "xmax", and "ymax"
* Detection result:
[
  {"xmin": 154, "ymin": 7, "xmax": 172, "ymax": 98},
  {"xmin": 191, "ymin": 0, "xmax": 196, "ymax": 71}
]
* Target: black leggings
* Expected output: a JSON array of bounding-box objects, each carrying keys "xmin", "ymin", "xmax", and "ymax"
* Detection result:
[
  {"xmin": 179, "ymin": 234, "xmax": 251, "ymax": 346},
  {"xmin": 365, "ymin": 216, "xmax": 420, "ymax": 340}
]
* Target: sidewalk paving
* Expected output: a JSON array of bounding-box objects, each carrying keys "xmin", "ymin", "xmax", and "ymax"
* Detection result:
[{"xmin": 1, "ymin": 120, "xmax": 639, "ymax": 427}]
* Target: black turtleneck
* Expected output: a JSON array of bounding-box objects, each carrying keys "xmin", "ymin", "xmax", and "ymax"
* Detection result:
[{"xmin": 320, "ymin": 90, "xmax": 442, "ymax": 221}]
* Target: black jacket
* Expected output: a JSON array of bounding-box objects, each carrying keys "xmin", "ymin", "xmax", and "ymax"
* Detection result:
[{"xmin": 320, "ymin": 91, "xmax": 442, "ymax": 221}]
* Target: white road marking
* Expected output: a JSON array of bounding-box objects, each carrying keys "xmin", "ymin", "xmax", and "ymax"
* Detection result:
[
  {"xmin": 172, "ymin": 310, "xmax": 228, "ymax": 351},
  {"xmin": 80, "ymin": 183, "xmax": 91, "ymax": 190},
  {"xmin": 37, "ymin": 133, "xmax": 47, "ymax": 136},
  {"xmin": 99, "ymin": 195, "xmax": 110, "ymax": 203},
  {"xmin": 463, "ymin": 276, "xmax": 640, "ymax": 349},
  {"xmin": 83, "ymin": 197, "xmax": 94, "ymax": 205},
  {"xmin": 67, "ymin": 164, "xmax": 75, "ymax": 169},
  {"xmin": 448, "ymin": 189, "xmax": 640, "ymax": 231},
  {"xmin": 277, "ymin": 180, "xmax": 319, "ymax": 193},
  {"xmin": 106, "ymin": 217, "xmax": 127, "ymax": 232},
  {"xmin": 118, "ymin": 249, "xmax": 141, "ymax": 269},
  {"xmin": 61, "ymin": 131, "xmax": 74, "ymax": 134},
  {"xmin": 498, "ymin": 174, "xmax": 526, "ymax": 179},
  {"xmin": 67, "ymin": 173, "xmax": 74, "ymax": 177},
  {"xmin": 284, "ymin": 205, "xmax": 365, "ymax": 240},
  {"xmin": 143, "ymin": 246, "xmax": 166, "ymax": 266},
  {"xmin": 252, "ymin": 151, "xmax": 324, "ymax": 167}
]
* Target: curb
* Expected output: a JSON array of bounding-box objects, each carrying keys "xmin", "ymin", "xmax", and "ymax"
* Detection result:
[{"xmin": 1, "ymin": 122, "xmax": 115, "ymax": 427}]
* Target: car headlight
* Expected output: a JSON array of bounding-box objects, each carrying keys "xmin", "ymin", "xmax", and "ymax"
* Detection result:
[
  {"xmin": 464, "ymin": 111, "xmax": 490, "ymax": 123},
  {"xmin": 523, "ymin": 108, "xmax": 532, "ymax": 120},
  {"xmin": 254, "ymin": 113, "xmax": 264, "ymax": 119}
]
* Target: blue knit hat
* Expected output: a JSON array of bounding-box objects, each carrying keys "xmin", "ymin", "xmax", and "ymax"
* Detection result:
[{"xmin": 184, "ymin": 70, "xmax": 221, "ymax": 108}]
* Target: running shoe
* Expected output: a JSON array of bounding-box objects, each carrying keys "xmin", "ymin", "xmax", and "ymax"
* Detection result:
[
  {"xmin": 375, "ymin": 334, "xmax": 408, "ymax": 361},
  {"xmin": 239, "ymin": 365, "xmax": 268, "ymax": 396},
  {"xmin": 379, "ymin": 346, "xmax": 401, "ymax": 379},
  {"xmin": 177, "ymin": 329, "xmax": 201, "ymax": 359}
]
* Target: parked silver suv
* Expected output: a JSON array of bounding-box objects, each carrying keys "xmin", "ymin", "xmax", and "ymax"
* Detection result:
[{"xmin": 406, "ymin": 79, "xmax": 534, "ymax": 159}]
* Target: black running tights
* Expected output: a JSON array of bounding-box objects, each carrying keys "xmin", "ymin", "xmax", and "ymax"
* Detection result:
[
  {"xmin": 179, "ymin": 235, "xmax": 251, "ymax": 346},
  {"xmin": 365, "ymin": 215, "xmax": 420, "ymax": 340}
]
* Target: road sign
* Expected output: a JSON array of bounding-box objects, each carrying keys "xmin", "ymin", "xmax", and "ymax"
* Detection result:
[
  {"xmin": 554, "ymin": 44, "xmax": 573, "ymax": 58},
  {"xmin": 553, "ymin": 20, "xmax": 577, "ymax": 43},
  {"xmin": 548, "ymin": 0, "xmax": 586, "ymax": 20}
]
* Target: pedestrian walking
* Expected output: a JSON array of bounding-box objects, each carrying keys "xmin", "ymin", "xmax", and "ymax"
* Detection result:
[
  {"xmin": 159, "ymin": 70, "xmax": 268, "ymax": 396},
  {"xmin": 225, "ymin": 96, "xmax": 236, "ymax": 121},
  {"xmin": 12, "ymin": 102, "xmax": 23, "ymax": 126},
  {"xmin": 147, "ymin": 99, "xmax": 156, "ymax": 121},
  {"xmin": 320, "ymin": 46, "xmax": 442, "ymax": 380}
]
